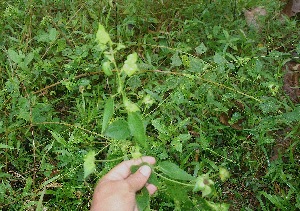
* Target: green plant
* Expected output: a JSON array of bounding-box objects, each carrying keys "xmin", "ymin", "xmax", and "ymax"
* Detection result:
[{"xmin": 1, "ymin": 0, "xmax": 299, "ymax": 210}]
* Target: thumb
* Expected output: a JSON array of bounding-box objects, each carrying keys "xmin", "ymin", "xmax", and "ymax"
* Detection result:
[{"xmin": 126, "ymin": 165, "xmax": 152, "ymax": 192}]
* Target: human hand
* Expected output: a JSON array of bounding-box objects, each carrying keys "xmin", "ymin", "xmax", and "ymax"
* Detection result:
[{"xmin": 90, "ymin": 156, "xmax": 157, "ymax": 211}]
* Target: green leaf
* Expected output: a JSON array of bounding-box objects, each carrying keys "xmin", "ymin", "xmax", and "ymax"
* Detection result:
[
  {"xmin": 102, "ymin": 98, "xmax": 114, "ymax": 134},
  {"xmin": 96, "ymin": 24, "xmax": 111, "ymax": 45},
  {"xmin": 104, "ymin": 119, "xmax": 130, "ymax": 140},
  {"xmin": 122, "ymin": 52, "xmax": 139, "ymax": 76},
  {"xmin": 49, "ymin": 131, "xmax": 66, "ymax": 146},
  {"xmin": 219, "ymin": 167, "xmax": 230, "ymax": 182},
  {"xmin": 83, "ymin": 151, "xmax": 96, "ymax": 179},
  {"xmin": 84, "ymin": 151, "xmax": 96, "ymax": 179},
  {"xmin": 8, "ymin": 49, "xmax": 22, "ymax": 64},
  {"xmin": 136, "ymin": 187, "xmax": 150, "ymax": 211},
  {"xmin": 171, "ymin": 52, "xmax": 182, "ymax": 67},
  {"xmin": 193, "ymin": 174, "xmax": 214, "ymax": 197},
  {"xmin": 128, "ymin": 112, "xmax": 148, "ymax": 148},
  {"xmin": 102, "ymin": 61, "xmax": 113, "ymax": 76},
  {"xmin": 158, "ymin": 161, "xmax": 194, "ymax": 181},
  {"xmin": 124, "ymin": 97, "xmax": 140, "ymax": 112},
  {"xmin": 195, "ymin": 42, "xmax": 207, "ymax": 55},
  {"xmin": 0, "ymin": 144, "xmax": 14, "ymax": 149},
  {"xmin": 48, "ymin": 28, "xmax": 58, "ymax": 42}
]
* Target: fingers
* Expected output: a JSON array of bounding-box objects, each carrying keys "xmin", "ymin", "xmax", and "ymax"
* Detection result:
[
  {"xmin": 102, "ymin": 156, "xmax": 156, "ymax": 181},
  {"xmin": 126, "ymin": 165, "xmax": 152, "ymax": 192},
  {"xmin": 146, "ymin": 183, "xmax": 157, "ymax": 195}
]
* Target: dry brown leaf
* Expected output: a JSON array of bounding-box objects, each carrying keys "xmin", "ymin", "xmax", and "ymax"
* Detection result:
[
  {"xmin": 282, "ymin": 0, "xmax": 300, "ymax": 17},
  {"xmin": 283, "ymin": 61, "xmax": 300, "ymax": 103},
  {"xmin": 244, "ymin": 7, "xmax": 267, "ymax": 30}
]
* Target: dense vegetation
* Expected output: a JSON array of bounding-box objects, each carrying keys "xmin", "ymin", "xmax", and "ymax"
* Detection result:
[{"xmin": 0, "ymin": 0, "xmax": 299, "ymax": 210}]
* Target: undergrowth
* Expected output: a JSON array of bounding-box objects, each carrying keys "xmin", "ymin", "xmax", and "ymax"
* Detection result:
[{"xmin": 0, "ymin": 0, "xmax": 299, "ymax": 210}]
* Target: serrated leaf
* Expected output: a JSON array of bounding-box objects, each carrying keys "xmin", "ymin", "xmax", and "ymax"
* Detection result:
[
  {"xmin": 171, "ymin": 52, "xmax": 182, "ymax": 67},
  {"xmin": 49, "ymin": 130, "xmax": 66, "ymax": 146},
  {"xmin": 158, "ymin": 161, "xmax": 194, "ymax": 181},
  {"xmin": 96, "ymin": 24, "xmax": 111, "ymax": 45},
  {"xmin": 128, "ymin": 112, "xmax": 148, "ymax": 148},
  {"xmin": 84, "ymin": 151, "xmax": 96, "ymax": 179},
  {"xmin": 102, "ymin": 98, "xmax": 114, "ymax": 134},
  {"xmin": 104, "ymin": 119, "xmax": 130, "ymax": 140},
  {"xmin": 122, "ymin": 52, "xmax": 139, "ymax": 76},
  {"xmin": 136, "ymin": 187, "xmax": 150, "ymax": 211},
  {"xmin": 151, "ymin": 118, "xmax": 169, "ymax": 135},
  {"xmin": 195, "ymin": 43, "xmax": 207, "ymax": 55}
]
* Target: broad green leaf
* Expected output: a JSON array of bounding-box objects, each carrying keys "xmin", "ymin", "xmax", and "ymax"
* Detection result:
[
  {"xmin": 104, "ymin": 119, "xmax": 130, "ymax": 140},
  {"xmin": 48, "ymin": 28, "xmax": 57, "ymax": 42},
  {"xmin": 171, "ymin": 52, "xmax": 182, "ymax": 67},
  {"xmin": 96, "ymin": 24, "xmax": 111, "ymax": 45},
  {"xmin": 102, "ymin": 61, "xmax": 113, "ymax": 76},
  {"xmin": 8, "ymin": 49, "xmax": 22, "ymax": 64},
  {"xmin": 195, "ymin": 42, "xmax": 207, "ymax": 55},
  {"xmin": 101, "ymin": 98, "xmax": 114, "ymax": 134},
  {"xmin": 122, "ymin": 52, "xmax": 139, "ymax": 76},
  {"xmin": 158, "ymin": 161, "xmax": 194, "ymax": 181},
  {"xmin": 124, "ymin": 97, "xmax": 140, "ymax": 112},
  {"xmin": 84, "ymin": 151, "xmax": 96, "ymax": 179},
  {"xmin": 128, "ymin": 112, "xmax": 148, "ymax": 148},
  {"xmin": 136, "ymin": 187, "xmax": 150, "ymax": 211},
  {"xmin": 24, "ymin": 52, "xmax": 34, "ymax": 66}
]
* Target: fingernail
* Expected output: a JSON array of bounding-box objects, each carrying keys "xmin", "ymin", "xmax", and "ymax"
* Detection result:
[{"xmin": 140, "ymin": 165, "xmax": 151, "ymax": 177}]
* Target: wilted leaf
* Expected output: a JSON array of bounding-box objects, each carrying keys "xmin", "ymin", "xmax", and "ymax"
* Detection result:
[
  {"xmin": 219, "ymin": 167, "xmax": 230, "ymax": 182},
  {"xmin": 96, "ymin": 24, "xmax": 111, "ymax": 45},
  {"xmin": 128, "ymin": 112, "xmax": 148, "ymax": 148},
  {"xmin": 244, "ymin": 7, "xmax": 267, "ymax": 30},
  {"xmin": 104, "ymin": 119, "xmax": 130, "ymax": 140},
  {"xmin": 282, "ymin": 61, "xmax": 300, "ymax": 103},
  {"xmin": 102, "ymin": 97, "xmax": 114, "ymax": 134},
  {"xmin": 84, "ymin": 151, "xmax": 96, "ymax": 179},
  {"xmin": 282, "ymin": 0, "xmax": 300, "ymax": 17},
  {"xmin": 122, "ymin": 52, "xmax": 139, "ymax": 76},
  {"xmin": 158, "ymin": 161, "xmax": 194, "ymax": 181},
  {"xmin": 124, "ymin": 97, "xmax": 140, "ymax": 112},
  {"xmin": 193, "ymin": 174, "xmax": 214, "ymax": 197}
]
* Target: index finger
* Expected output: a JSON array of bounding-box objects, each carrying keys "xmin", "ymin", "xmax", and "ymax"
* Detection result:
[{"xmin": 102, "ymin": 156, "xmax": 156, "ymax": 181}]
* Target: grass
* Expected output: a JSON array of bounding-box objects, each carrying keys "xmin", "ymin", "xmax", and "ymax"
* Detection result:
[{"xmin": 0, "ymin": 0, "xmax": 299, "ymax": 210}]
